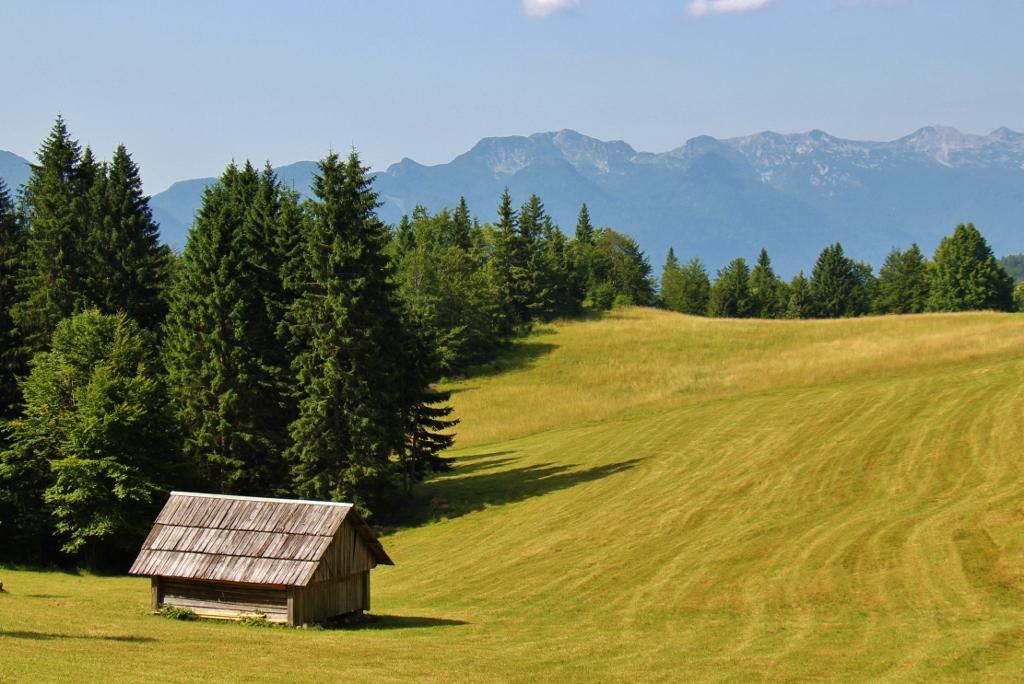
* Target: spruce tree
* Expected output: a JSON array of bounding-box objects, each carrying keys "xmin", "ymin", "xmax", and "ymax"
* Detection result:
[
  {"xmin": 660, "ymin": 247, "xmax": 686, "ymax": 312},
  {"xmin": 572, "ymin": 203, "xmax": 595, "ymax": 304},
  {"xmin": 396, "ymin": 329, "xmax": 457, "ymax": 494},
  {"xmin": 873, "ymin": 244, "xmax": 929, "ymax": 314},
  {"xmin": 678, "ymin": 257, "xmax": 711, "ymax": 316},
  {"xmin": 785, "ymin": 271, "xmax": 814, "ymax": 319},
  {"xmin": 450, "ymin": 196, "xmax": 473, "ymax": 250},
  {"xmin": 709, "ymin": 258, "xmax": 752, "ymax": 317},
  {"xmin": 574, "ymin": 203, "xmax": 594, "ymax": 245},
  {"xmin": 809, "ymin": 243, "xmax": 860, "ymax": 318},
  {"xmin": 926, "ymin": 223, "xmax": 1014, "ymax": 312},
  {"xmin": 748, "ymin": 248, "xmax": 782, "ymax": 318},
  {"xmin": 490, "ymin": 189, "xmax": 530, "ymax": 332},
  {"xmin": 87, "ymin": 144, "xmax": 171, "ymax": 329},
  {"xmin": 519, "ymin": 194, "xmax": 551, "ymax": 317},
  {"xmin": 12, "ymin": 117, "xmax": 91, "ymax": 352},
  {"xmin": 0, "ymin": 180, "xmax": 26, "ymax": 423},
  {"xmin": 284, "ymin": 151, "xmax": 406, "ymax": 512},
  {"xmin": 163, "ymin": 163, "xmax": 291, "ymax": 495},
  {"xmin": 539, "ymin": 216, "xmax": 579, "ymax": 318}
]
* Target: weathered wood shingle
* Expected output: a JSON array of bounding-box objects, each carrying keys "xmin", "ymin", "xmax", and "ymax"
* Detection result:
[{"xmin": 129, "ymin": 492, "xmax": 392, "ymax": 586}]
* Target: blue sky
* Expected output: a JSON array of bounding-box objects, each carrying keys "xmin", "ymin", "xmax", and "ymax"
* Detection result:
[{"xmin": 4, "ymin": 0, "xmax": 1022, "ymax": 192}]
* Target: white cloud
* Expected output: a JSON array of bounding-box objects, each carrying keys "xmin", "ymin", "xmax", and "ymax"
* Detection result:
[
  {"xmin": 522, "ymin": 0, "xmax": 581, "ymax": 17},
  {"xmin": 687, "ymin": 0, "xmax": 772, "ymax": 17}
]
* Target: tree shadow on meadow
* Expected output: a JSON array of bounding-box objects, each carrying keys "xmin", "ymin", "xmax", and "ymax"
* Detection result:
[
  {"xmin": 318, "ymin": 614, "xmax": 468, "ymax": 631},
  {"xmin": 455, "ymin": 341, "xmax": 558, "ymax": 380},
  {"xmin": 0, "ymin": 630, "xmax": 156, "ymax": 643},
  {"xmin": 401, "ymin": 452, "xmax": 642, "ymax": 526}
]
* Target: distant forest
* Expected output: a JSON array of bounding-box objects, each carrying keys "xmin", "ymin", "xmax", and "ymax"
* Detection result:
[
  {"xmin": 0, "ymin": 118, "xmax": 1019, "ymax": 567},
  {"xmin": 660, "ymin": 224, "xmax": 1019, "ymax": 320}
]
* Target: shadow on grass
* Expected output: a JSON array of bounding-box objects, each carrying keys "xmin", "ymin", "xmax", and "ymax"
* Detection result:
[
  {"xmin": 443, "ymin": 451, "xmax": 518, "ymax": 476},
  {"xmin": 402, "ymin": 454, "xmax": 642, "ymax": 526},
  {"xmin": 457, "ymin": 341, "xmax": 557, "ymax": 380},
  {"xmin": 0, "ymin": 630, "xmax": 156, "ymax": 643},
  {"xmin": 319, "ymin": 614, "xmax": 468, "ymax": 630}
]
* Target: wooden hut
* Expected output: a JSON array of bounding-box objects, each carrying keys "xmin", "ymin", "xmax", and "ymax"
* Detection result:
[{"xmin": 129, "ymin": 491, "xmax": 393, "ymax": 625}]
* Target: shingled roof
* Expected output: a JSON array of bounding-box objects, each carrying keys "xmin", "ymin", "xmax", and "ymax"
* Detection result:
[{"xmin": 129, "ymin": 492, "xmax": 393, "ymax": 587}]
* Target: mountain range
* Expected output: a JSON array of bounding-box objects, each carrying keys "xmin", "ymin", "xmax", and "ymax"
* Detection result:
[{"xmin": 3, "ymin": 126, "xmax": 1023, "ymax": 275}]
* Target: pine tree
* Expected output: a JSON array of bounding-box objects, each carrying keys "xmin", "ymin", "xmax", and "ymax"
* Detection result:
[
  {"xmin": 873, "ymin": 244, "xmax": 929, "ymax": 314},
  {"xmin": 572, "ymin": 203, "xmax": 596, "ymax": 305},
  {"xmin": 748, "ymin": 248, "xmax": 783, "ymax": 318},
  {"xmin": 12, "ymin": 117, "xmax": 92, "ymax": 352},
  {"xmin": 926, "ymin": 223, "xmax": 1014, "ymax": 312},
  {"xmin": 87, "ymin": 144, "xmax": 171, "ymax": 329},
  {"xmin": 660, "ymin": 247, "xmax": 686, "ymax": 312},
  {"xmin": 709, "ymin": 258, "xmax": 752, "ymax": 317},
  {"xmin": 574, "ymin": 203, "xmax": 594, "ymax": 245},
  {"xmin": 809, "ymin": 243, "xmax": 861, "ymax": 318},
  {"xmin": 284, "ymin": 151, "xmax": 406, "ymax": 513},
  {"xmin": 785, "ymin": 271, "xmax": 814, "ymax": 319},
  {"xmin": 539, "ymin": 215, "xmax": 580, "ymax": 318},
  {"xmin": 163, "ymin": 162, "xmax": 291, "ymax": 495},
  {"xmin": 677, "ymin": 257, "xmax": 711, "ymax": 316},
  {"xmin": 490, "ymin": 189, "xmax": 530, "ymax": 332},
  {"xmin": 519, "ymin": 194, "xmax": 551, "ymax": 317},
  {"xmin": 450, "ymin": 196, "xmax": 473, "ymax": 250},
  {"xmin": 396, "ymin": 330, "xmax": 457, "ymax": 494},
  {"xmin": 0, "ymin": 180, "xmax": 26, "ymax": 423}
]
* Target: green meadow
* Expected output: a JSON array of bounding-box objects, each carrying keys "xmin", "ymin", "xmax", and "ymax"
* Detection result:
[{"xmin": 3, "ymin": 307, "xmax": 1024, "ymax": 681}]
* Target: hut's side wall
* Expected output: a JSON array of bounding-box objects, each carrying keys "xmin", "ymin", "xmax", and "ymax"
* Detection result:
[
  {"xmin": 159, "ymin": 579, "xmax": 289, "ymax": 623},
  {"xmin": 310, "ymin": 519, "xmax": 377, "ymax": 583},
  {"xmin": 292, "ymin": 572, "xmax": 369, "ymax": 624}
]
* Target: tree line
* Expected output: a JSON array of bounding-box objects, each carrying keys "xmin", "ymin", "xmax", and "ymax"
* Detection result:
[
  {"xmin": 659, "ymin": 228, "xmax": 1020, "ymax": 319},
  {"xmin": 0, "ymin": 118, "xmax": 653, "ymax": 566}
]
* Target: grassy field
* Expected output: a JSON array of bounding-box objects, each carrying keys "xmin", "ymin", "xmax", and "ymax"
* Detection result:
[{"xmin": 3, "ymin": 307, "xmax": 1024, "ymax": 681}]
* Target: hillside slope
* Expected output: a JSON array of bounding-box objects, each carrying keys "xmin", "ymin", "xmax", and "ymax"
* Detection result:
[{"xmin": 3, "ymin": 309, "xmax": 1024, "ymax": 681}]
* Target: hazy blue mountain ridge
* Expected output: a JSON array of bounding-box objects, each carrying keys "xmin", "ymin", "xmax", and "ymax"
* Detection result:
[{"xmin": 3, "ymin": 125, "xmax": 1023, "ymax": 274}]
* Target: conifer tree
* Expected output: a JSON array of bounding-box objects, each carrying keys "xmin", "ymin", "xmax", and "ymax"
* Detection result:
[
  {"xmin": 284, "ymin": 151, "xmax": 406, "ymax": 512},
  {"xmin": 660, "ymin": 247, "xmax": 686, "ymax": 312},
  {"xmin": 574, "ymin": 203, "xmax": 594, "ymax": 245},
  {"xmin": 873, "ymin": 244, "xmax": 929, "ymax": 314},
  {"xmin": 0, "ymin": 180, "xmax": 26, "ymax": 423},
  {"xmin": 490, "ymin": 189, "xmax": 530, "ymax": 332},
  {"xmin": 809, "ymin": 243, "xmax": 861, "ymax": 318},
  {"xmin": 709, "ymin": 258, "xmax": 752, "ymax": 317},
  {"xmin": 163, "ymin": 163, "xmax": 291, "ymax": 495},
  {"xmin": 572, "ymin": 203, "xmax": 595, "ymax": 303},
  {"xmin": 519, "ymin": 194, "xmax": 551, "ymax": 317},
  {"xmin": 678, "ymin": 257, "xmax": 712, "ymax": 316},
  {"xmin": 785, "ymin": 271, "xmax": 814, "ymax": 319},
  {"xmin": 13, "ymin": 117, "xmax": 92, "ymax": 352},
  {"xmin": 540, "ymin": 216, "xmax": 580, "ymax": 318},
  {"xmin": 926, "ymin": 223, "xmax": 1014, "ymax": 312},
  {"xmin": 450, "ymin": 196, "xmax": 473, "ymax": 250},
  {"xmin": 87, "ymin": 144, "xmax": 171, "ymax": 329},
  {"xmin": 748, "ymin": 248, "xmax": 783, "ymax": 318},
  {"xmin": 395, "ymin": 330, "xmax": 457, "ymax": 494}
]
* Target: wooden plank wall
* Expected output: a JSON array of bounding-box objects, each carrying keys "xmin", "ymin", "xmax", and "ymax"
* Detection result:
[
  {"xmin": 310, "ymin": 520, "xmax": 376, "ymax": 583},
  {"xmin": 160, "ymin": 579, "xmax": 289, "ymax": 623},
  {"xmin": 292, "ymin": 572, "xmax": 369, "ymax": 624}
]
